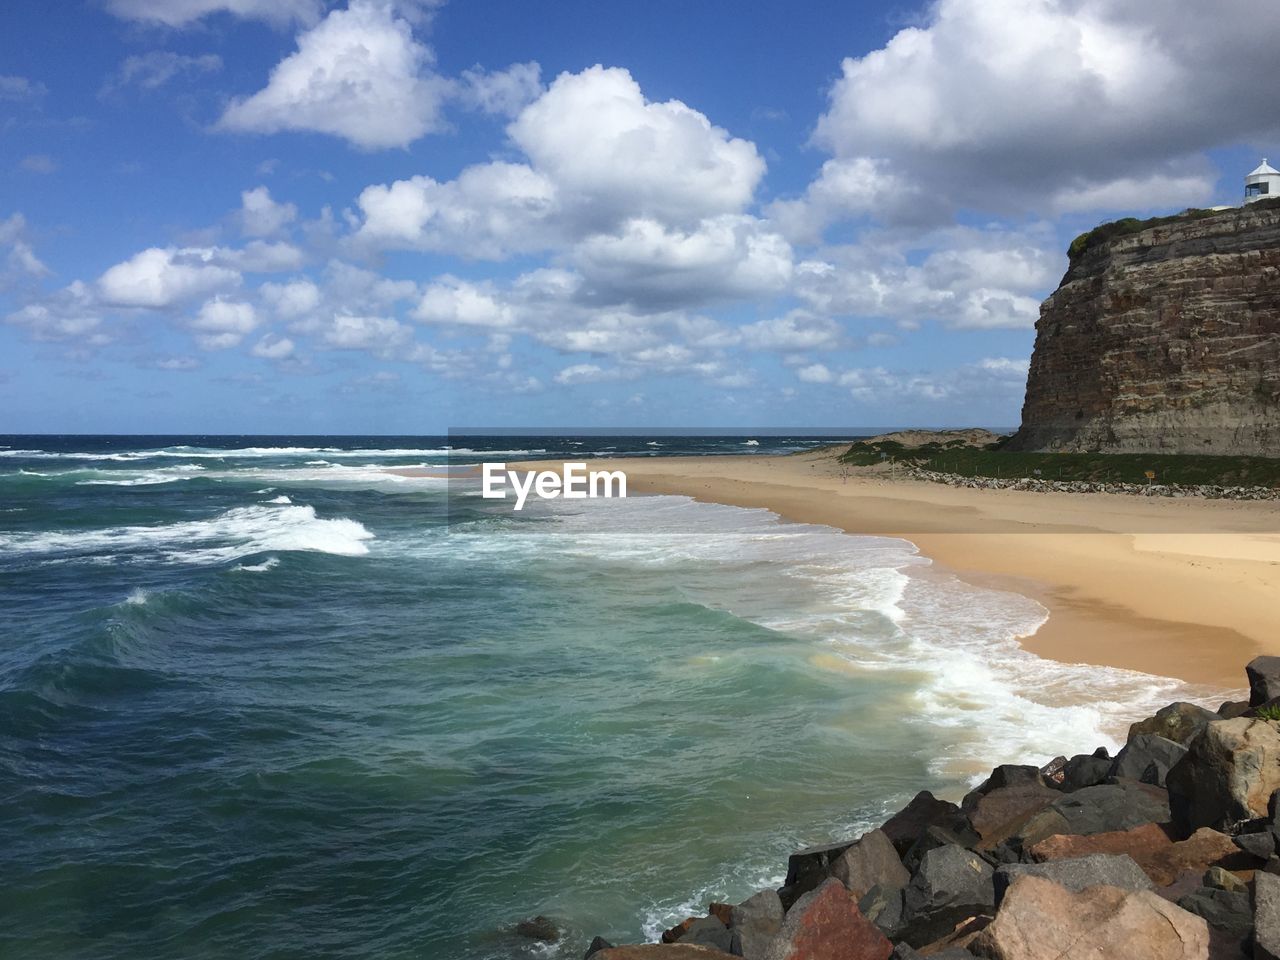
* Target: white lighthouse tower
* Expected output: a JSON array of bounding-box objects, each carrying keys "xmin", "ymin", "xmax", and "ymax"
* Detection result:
[{"xmin": 1245, "ymin": 158, "xmax": 1280, "ymax": 203}]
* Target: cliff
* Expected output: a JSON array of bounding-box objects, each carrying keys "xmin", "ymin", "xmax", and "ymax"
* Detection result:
[{"xmin": 1008, "ymin": 202, "xmax": 1280, "ymax": 455}]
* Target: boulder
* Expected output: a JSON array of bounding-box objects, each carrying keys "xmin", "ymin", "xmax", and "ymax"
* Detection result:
[
  {"xmin": 1218, "ymin": 700, "xmax": 1250, "ymax": 720},
  {"xmin": 1028, "ymin": 821, "xmax": 1174, "ymax": 866},
  {"xmin": 1235, "ymin": 830, "xmax": 1277, "ymax": 860},
  {"xmin": 900, "ymin": 844, "xmax": 995, "ymax": 948},
  {"xmin": 1166, "ymin": 717, "xmax": 1280, "ymax": 833},
  {"xmin": 681, "ymin": 918, "xmax": 732, "ymax": 953},
  {"xmin": 1204, "ymin": 865, "xmax": 1246, "ymax": 893},
  {"xmin": 762, "ymin": 878, "xmax": 892, "ymax": 960},
  {"xmin": 903, "ymin": 825, "xmax": 983, "ymax": 873},
  {"xmin": 595, "ymin": 948, "xmax": 730, "ymax": 959},
  {"xmin": 1018, "ymin": 780, "xmax": 1171, "ymax": 847},
  {"xmin": 856, "ymin": 884, "xmax": 904, "ymax": 940},
  {"xmin": 585, "ymin": 937, "xmax": 614, "ymax": 958},
  {"xmin": 1247, "ymin": 656, "xmax": 1280, "ymax": 706},
  {"xmin": 965, "ymin": 765, "xmax": 1048, "ymax": 797},
  {"xmin": 961, "ymin": 783, "xmax": 1060, "ymax": 850},
  {"xmin": 730, "ymin": 890, "xmax": 783, "ymax": 959},
  {"xmin": 662, "ymin": 919, "xmax": 697, "ymax": 944},
  {"xmin": 1128, "ymin": 702, "xmax": 1220, "ymax": 746},
  {"xmin": 1176, "ymin": 887, "xmax": 1253, "ymax": 939},
  {"xmin": 880, "ymin": 792, "xmax": 973, "ymax": 858},
  {"xmin": 780, "ymin": 838, "xmax": 858, "ymax": 909},
  {"xmin": 831, "ymin": 829, "xmax": 910, "ymax": 900},
  {"xmin": 1109, "ymin": 735, "xmax": 1189, "ymax": 787},
  {"xmin": 1061, "ymin": 754, "xmax": 1114, "ymax": 792},
  {"xmin": 1256, "ymin": 870, "xmax": 1280, "ymax": 960},
  {"xmin": 515, "ymin": 916, "xmax": 559, "ymax": 942},
  {"xmin": 994, "ymin": 854, "xmax": 1154, "ymax": 905},
  {"xmin": 969, "ymin": 875, "xmax": 1211, "ymax": 960},
  {"xmin": 1039, "ymin": 756, "xmax": 1067, "ymax": 787},
  {"xmin": 708, "ymin": 903, "xmax": 734, "ymax": 926}
]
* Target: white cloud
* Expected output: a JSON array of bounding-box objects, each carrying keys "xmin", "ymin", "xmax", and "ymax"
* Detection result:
[
  {"xmin": 509, "ymin": 65, "xmax": 765, "ymax": 229},
  {"xmin": 104, "ymin": 0, "xmax": 323, "ymax": 27},
  {"xmin": 796, "ymin": 363, "xmax": 834, "ymax": 384},
  {"xmin": 250, "ymin": 333, "xmax": 296, "ymax": 359},
  {"xmin": 805, "ymin": 0, "xmax": 1280, "ymax": 220},
  {"xmin": 0, "ymin": 213, "xmax": 50, "ymax": 282},
  {"xmin": 738, "ymin": 311, "xmax": 844, "ymax": 351},
  {"xmin": 260, "ymin": 278, "xmax": 321, "ymax": 318},
  {"xmin": 101, "ymin": 52, "xmax": 222, "ymax": 97},
  {"xmin": 554, "ymin": 363, "xmax": 621, "ymax": 385},
  {"xmin": 458, "ymin": 62, "xmax": 543, "ymax": 118},
  {"xmin": 98, "ymin": 247, "xmax": 241, "ymax": 308},
  {"xmin": 5, "ymin": 281, "xmax": 102, "ymax": 341},
  {"xmin": 217, "ymin": 1, "xmax": 450, "ymax": 150},
  {"xmin": 190, "ymin": 297, "xmax": 259, "ymax": 349},
  {"xmin": 320, "ymin": 314, "xmax": 413, "ymax": 352},
  {"xmin": 413, "ymin": 277, "xmax": 514, "ymax": 328},
  {"xmin": 0, "ymin": 75, "xmax": 47, "ymax": 102},
  {"xmin": 240, "ymin": 186, "xmax": 298, "ymax": 237}
]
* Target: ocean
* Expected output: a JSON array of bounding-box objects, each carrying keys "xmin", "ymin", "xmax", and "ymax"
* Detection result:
[{"xmin": 0, "ymin": 435, "xmax": 1216, "ymax": 959}]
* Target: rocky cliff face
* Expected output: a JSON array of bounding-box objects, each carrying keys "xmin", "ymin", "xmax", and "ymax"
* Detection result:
[{"xmin": 1009, "ymin": 204, "xmax": 1280, "ymax": 455}]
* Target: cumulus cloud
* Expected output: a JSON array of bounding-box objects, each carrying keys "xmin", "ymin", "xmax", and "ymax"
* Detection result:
[
  {"xmin": 554, "ymin": 363, "xmax": 622, "ymax": 385},
  {"xmin": 104, "ymin": 0, "xmax": 323, "ymax": 27},
  {"xmin": 413, "ymin": 277, "xmax": 514, "ymax": 328},
  {"xmin": 190, "ymin": 297, "xmax": 259, "ymax": 349},
  {"xmin": 738, "ymin": 311, "xmax": 844, "ymax": 351},
  {"xmin": 0, "ymin": 213, "xmax": 51, "ymax": 283},
  {"xmin": 217, "ymin": 1, "xmax": 450, "ymax": 150},
  {"xmin": 250, "ymin": 333, "xmax": 296, "ymax": 359},
  {"xmin": 240, "ymin": 186, "xmax": 298, "ymax": 237},
  {"xmin": 804, "ymin": 0, "xmax": 1280, "ymax": 221},
  {"xmin": 98, "ymin": 247, "xmax": 241, "ymax": 308},
  {"xmin": 260, "ymin": 278, "xmax": 321, "ymax": 318},
  {"xmin": 796, "ymin": 363, "xmax": 834, "ymax": 384},
  {"xmin": 319, "ymin": 314, "xmax": 413, "ymax": 352},
  {"xmin": 5, "ymin": 281, "xmax": 102, "ymax": 341}
]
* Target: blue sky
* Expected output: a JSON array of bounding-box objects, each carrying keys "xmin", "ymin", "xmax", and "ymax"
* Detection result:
[{"xmin": 1, "ymin": 0, "xmax": 1276, "ymax": 434}]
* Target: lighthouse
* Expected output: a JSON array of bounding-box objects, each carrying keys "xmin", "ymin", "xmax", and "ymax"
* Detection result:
[{"xmin": 1245, "ymin": 158, "xmax": 1280, "ymax": 203}]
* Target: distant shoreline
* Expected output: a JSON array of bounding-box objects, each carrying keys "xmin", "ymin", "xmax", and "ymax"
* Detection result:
[{"xmin": 506, "ymin": 450, "xmax": 1279, "ymax": 690}]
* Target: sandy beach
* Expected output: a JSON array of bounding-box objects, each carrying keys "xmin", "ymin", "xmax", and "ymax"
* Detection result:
[{"xmin": 506, "ymin": 451, "xmax": 1280, "ymax": 689}]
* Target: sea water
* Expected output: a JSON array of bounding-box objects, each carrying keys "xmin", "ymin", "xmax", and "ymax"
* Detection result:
[{"xmin": 0, "ymin": 435, "xmax": 1223, "ymax": 960}]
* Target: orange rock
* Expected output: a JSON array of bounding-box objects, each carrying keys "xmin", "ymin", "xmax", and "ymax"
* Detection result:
[
  {"xmin": 660, "ymin": 917, "xmax": 696, "ymax": 943},
  {"xmin": 1028, "ymin": 822, "xmax": 1174, "ymax": 865},
  {"xmin": 1029, "ymin": 823, "xmax": 1259, "ymax": 886},
  {"xmin": 707, "ymin": 902, "xmax": 734, "ymax": 926},
  {"xmin": 772, "ymin": 878, "xmax": 893, "ymax": 960}
]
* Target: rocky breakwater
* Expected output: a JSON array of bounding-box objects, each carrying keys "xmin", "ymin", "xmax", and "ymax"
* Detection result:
[
  {"xmin": 1007, "ymin": 203, "xmax": 1280, "ymax": 456},
  {"xmin": 904, "ymin": 468, "xmax": 1280, "ymax": 500},
  {"xmin": 585, "ymin": 657, "xmax": 1280, "ymax": 960}
]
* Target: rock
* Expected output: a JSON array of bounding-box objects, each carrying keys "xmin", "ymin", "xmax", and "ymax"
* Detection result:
[
  {"xmin": 889, "ymin": 946, "xmax": 922, "ymax": 960},
  {"xmin": 1248, "ymin": 657, "xmax": 1280, "ymax": 707},
  {"xmin": 662, "ymin": 919, "xmax": 697, "ymax": 944},
  {"xmin": 966, "ymin": 765, "xmax": 1048, "ymax": 797},
  {"xmin": 1256, "ymin": 870, "xmax": 1280, "ymax": 960},
  {"xmin": 903, "ymin": 825, "xmax": 983, "ymax": 873},
  {"xmin": 1236, "ymin": 830, "xmax": 1277, "ymax": 860},
  {"xmin": 969, "ymin": 874, "xmax": 1211, "ymax": 959},
  {"xmin": 914, "ymin": 915, "xmax": 989, "ymax": 956},
  {"xmin": 780, "ymin": 838, "xmax": 857, "ymax": 909},
  {"xmin": 900, "ymin": 844, "xmax": 995, "ymax": 948},
  {"xmin": 1167, "ymin": 717, "xmax": 1280, "ymax": 833},
  {"xmin": 994, "ymin": 854, "xmax": 1155, "ymax": 905},
  {"xmin": 1177, "ymin": 887, "xmax": 1253, "ymax": 938},
  {"xmin": 708, "ymin": 903, "xmax": 734, "ymax": 926},
  {"xmin": 856, "ymin": 884, "xmax": 904, "ymax": 940},
  {"xmin": 1028, "ymin": 821, "xmax": 1174, "ymax": 866},
  {"xmin": 961, "ymin": 782, "xmax": 1060, "ymax": 850},
  {"xmin": 586, "ymin": 937, "xmax": 615, "ymax": 958},
  {"xmin": 680, "ymin": 918, "xmax": 731, "ymax": 953},
  {"xmin": 1006, "ymin": 204, "xmax": 1280, "ymax": 457},
  {"xmin": 831, "ymin": 830, "xmax": 910, "ymax": 900},
  {"xmin": 1204, "ymin": 865, "xmax": 1247, "ymax": 893},
  {"xmin": 516, "ymin": 916, "xmax": 559, "ymax": 942},
  {"xmin": 880, "ymin": 792, "xmax": 973, "ymax": 858},
  {"xmin": 1109, "ymin": 735, "xmax": 1189, "ymax": 786},
  {"xmin": 730, "ymin": 890, "xmax": 783, "ymax": 959},
  {"xmin": 1018, "ymin": 780, "xmax": 1171, "ymax": 847},
  {"xmin": 595, "ymin": 947, "xmax": 730, "ymax": 959},
  {"xmin": 1061, "ymin": 754, "xmax": 1114, "ymax": 792},
  {"xmin": 1218, "ymin": 700, "xmax": 1250, "ymax": 719},
  {"xmin": 1039, "ymin": 756, "xmax": 1067, "ymax": 787},
  {"xmin": 762, "ymin": 878, "xmax": 892, "ymax": 960},
  {"xmin": 1128, "ymin": 703, "xmax": 1220, "ymax": 747}
]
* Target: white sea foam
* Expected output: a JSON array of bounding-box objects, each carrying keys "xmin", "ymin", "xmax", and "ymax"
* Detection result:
[
  {"xmin": 435, "ymin": 493, "xmax": 1228, "ymax": 775},
  {"xmin": 0, "ymin": 503, "xmax": 374, "ymax": 564},
  {"xmin": 267, "ymin": 495, "xmax": 292, "ymax": 504},
  {"xmin": 124, "ymin": 587, "xmax": 150, "ymax": 605},
  {"xmin": 0, "ymin": 445, "xmax": 545, "ymax": 461},
  {"xmin": 233, "ymin": 556, "xmax": 280, "ymax": 573}
]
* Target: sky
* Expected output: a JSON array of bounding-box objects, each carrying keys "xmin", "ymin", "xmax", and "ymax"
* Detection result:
[{"xmin": 1, "ymin": 0, "xmax": 1277, "ymax": 434}]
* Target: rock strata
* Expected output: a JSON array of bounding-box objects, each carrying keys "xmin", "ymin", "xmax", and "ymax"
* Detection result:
[{"xmin": 1007, "ymin": 204, "xmax": 1280, "ymax": 455}]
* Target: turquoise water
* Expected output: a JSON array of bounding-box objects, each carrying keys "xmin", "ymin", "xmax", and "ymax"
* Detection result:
[{"xmin": 0, "ymin": 436, "xmax": 1214, "ymax": 959}]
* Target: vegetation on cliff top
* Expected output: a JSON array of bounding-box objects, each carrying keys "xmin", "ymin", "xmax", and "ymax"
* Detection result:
[
  {"xmin": 1067, "ymin": 196, "xmax": 1280, "ymax": 261},
  {"xmin": 839, "ymin": 438, "xmax": 1280, "ymax": 486}
]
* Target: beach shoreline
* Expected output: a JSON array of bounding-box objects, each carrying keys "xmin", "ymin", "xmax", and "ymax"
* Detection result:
[{"xmin": 499, "ymin": 450, "xmax": 1280, "ymax": 689}]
